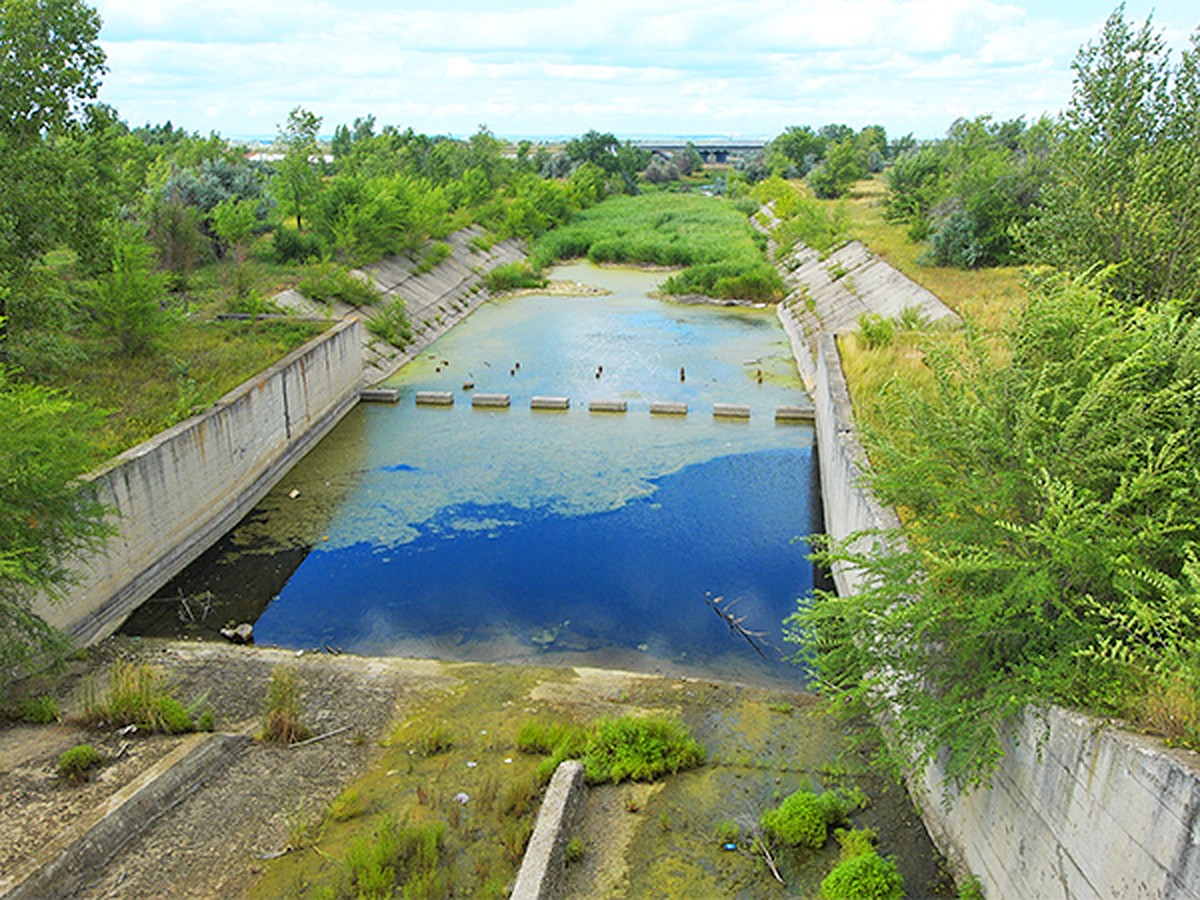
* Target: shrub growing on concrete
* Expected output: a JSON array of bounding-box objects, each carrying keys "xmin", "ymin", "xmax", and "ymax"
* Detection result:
[
  {"xmin": 821, "ymin": 851, "xmax": 904, "ymax": 900},
  {"xmin": 79, "ymin": 660, "xmax": 197, "ymax": 734},
  {"xmin": 259, "ymin": 665, "xmax": 311, "ymax": 745},
  {"xmin": 58, "ymin": 743, "xmax": 105, "ymax": 782}
]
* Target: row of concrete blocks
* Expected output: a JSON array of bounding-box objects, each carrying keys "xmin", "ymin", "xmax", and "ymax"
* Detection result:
[{"xmin": 408, "ymin": 390, "xmax": 814, "ymax": 421}]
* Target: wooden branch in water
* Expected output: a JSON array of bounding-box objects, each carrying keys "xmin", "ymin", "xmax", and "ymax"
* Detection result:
[{"xmin": 703, "ymin": 595, "xmax": 772, "ymax": 659}]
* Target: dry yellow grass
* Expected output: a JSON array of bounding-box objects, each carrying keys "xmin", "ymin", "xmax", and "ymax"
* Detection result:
[{"xmin": 817, "ymin": 176, "xmax": 1028, "ymax": 425}]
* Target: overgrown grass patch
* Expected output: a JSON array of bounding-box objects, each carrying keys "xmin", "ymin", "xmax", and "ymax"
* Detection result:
[
  {"xmin": 259, "ymin": 665, "xmax": 310, "ymax": 745},
  {"xmin": 78, "ymin": 660, "xmax": 202, "ymax": 734},
  {"xmin": 529, "ymin": 192, "xmax": 782, "ymax": 302},
  {"xmin": 44, "ymin": 317, "xmax": 322, "ymax": 458},
  {"xmin": 57, "ymin": 743, "xmax": 105, "ymax": 783},
  {"xmin": 518, "ymin": 714, "xmax": 706, "ymax": 785}
]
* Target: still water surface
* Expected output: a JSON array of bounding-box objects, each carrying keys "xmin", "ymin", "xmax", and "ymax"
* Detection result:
[{"xmin": 124, "ymin": 264, "xmax": 820, "ymax": 686}]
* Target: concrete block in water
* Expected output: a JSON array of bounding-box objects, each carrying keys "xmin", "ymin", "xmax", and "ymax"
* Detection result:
[
  {"xmin": 531, "ymin": 396, "xmax": 570, "ymax": 410},
  {"xmin": 775, "ymin": 404, "xmax": 815, "ymax": 423},
  {"xmin": 360, "ymin": 388, "xmax": 400, "ymax": 403},
  {"xmin": 415, "ymin": 391, "xmax": 454, "ymax": 406},
  {"xmin": 472, "ymin": 392, "xmax": 511, "ymax": 408},
  {"xmin": 588, "ymin": 399, "xmax": 627, "ymax": 413},
  {"xmin": 713, "ymin": 403, "xmax": 751, "ymax": 419},
  {"xmin": 650, "ymin": 401, "xmax": 688, "ymax": 416}
]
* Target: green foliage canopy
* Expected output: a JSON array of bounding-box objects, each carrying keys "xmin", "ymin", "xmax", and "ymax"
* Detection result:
[
  {"xmin": 0, "ymin": 354, "xmax": 112, "ymax": 691},
  {"xmin": 1022, "ymin": 7, "xmax": 1200, "ymax": 308},
  {"xmin": 790, "ymin": 272, "xmax": 1200, "ymax": 789}
]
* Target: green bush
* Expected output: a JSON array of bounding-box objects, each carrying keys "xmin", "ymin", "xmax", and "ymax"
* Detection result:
[
  {"xmin": 564, "ymin": 836, "xmax": 584, "ymax": 864},
  {"xmin": 260, "ymin": 665, "xmax": 310, "ymax": 745},
  {"xmin": 760, "ymin": 790, "xmax": 827, "ymax": 848},
  {"xmin": 415, "ymin": 241, "xmax": 453, "ymax": 274},
  {"xmin": 297, "ymin": 261, "xmax": 380, "ymax": 307},
  {"xmin": 834, "ymin": 826, "xmax": 878, "ymax": 861},
  {"xmin": 345, "ymin": 816, "xmax": 445, "ymax": 900},
  {"xmin": 485, "ymin": 261, "xmax": 547, "ymax": 293},
  {"xmin": 518, "ymin": 715, "xmax": 705, "ymax": 785},
  {"xmin": 583, "ymin": 716, "xmax": 706, "ymax": 784},
  {"xmin": 80, "ymin": 660, "xmax": 198, "ymax": 734},
  {"xmin": 761, "ymin": 788, "xmax": 865, "ymax": 849},
  {"xmin": 856, "ymin": 313, "xmax": 896, "ymax": 349},
  {"xmin": 367, "ymin": 298, "xmax": 413, "ymax": 347},
  {"xmin": 795, "ymin": 272, "xmax": 1200, "ymax": 789},
  {"xmin": 58, "ymin": 744, "xmax": 105, "ymax": 782},
  {"xmin": 821, "ymin": 851, "xmax": 904, "ymax": 900},
  {"xmin": 17, "ymin": 694, "xmax": 59, "ymax": 724},
  {"xmin": 273, "ymin": 226, "xmax": 321, "ymax": 263}
]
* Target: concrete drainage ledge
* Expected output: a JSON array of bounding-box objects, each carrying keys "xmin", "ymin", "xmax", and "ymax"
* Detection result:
[
  {"xmin": 1, "ymin": 732, "xmax": 251, "ymax": 899},
  {"xmin": 511, "ymin": 760, "xmax": 587, "ymax": 900}
]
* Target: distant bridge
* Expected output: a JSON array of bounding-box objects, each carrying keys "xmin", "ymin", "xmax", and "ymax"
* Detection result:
[{"xmin": 634, "ymin": 140, "xmax": 766, "ymax": 165}]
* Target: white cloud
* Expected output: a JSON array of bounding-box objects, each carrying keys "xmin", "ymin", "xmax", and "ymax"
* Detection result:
[{"xmin": 91, "ymin": 0, "xmax": 1200, "ymax": 138}]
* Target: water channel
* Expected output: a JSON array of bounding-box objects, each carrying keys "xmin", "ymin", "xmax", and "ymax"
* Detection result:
[{"xmin": 123, "ymin": 263, "xmax": 822, "ymax": 687}]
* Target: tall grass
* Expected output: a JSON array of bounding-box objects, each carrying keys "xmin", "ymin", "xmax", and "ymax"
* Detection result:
[{"xmin": 79, "ymin": 660, "xmax": 199, "ymax": 734}]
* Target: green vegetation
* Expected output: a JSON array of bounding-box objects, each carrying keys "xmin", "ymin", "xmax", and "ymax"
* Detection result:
[
  {"xmin": 752, "ymin": 176, "xmax": 848, "ymax": 256},
  {"xmin": 343, "ymin": 817, "xmax": 446, "ymax": 900},
  {"xmin": 411, "ymin": 724, "xmax": 454, "ymax": 757},
  {"xmin": 0, "ymin": 364, "xmax": 113, "ymax": 696},
  {"xmin": 793, "ymin": 273, "xmax": 1200, "ymax": 787},
  {"xmin": 821, "ymin": 848, "xmax": 904, "ymax": 900},
  {"xmin": 16, "ymin": 693, "xmax": 60, "ymax": 724},
  {"xmin": 784, "ymin": 7, "xmax": 1200, "ymax": 800},
  {"xmin": 259, "ymin": 665, "xmax": 310, "ymax": 745},
  {"xmin": 297, "ymin": 261, "xmax": 381, "ymax": 307},
  {"xmin": 79, "ymin": 660, "xmax": 204, "ymax": 734},
  {"xmin": 530, "ymin": 192, "xmax": 782, "ymax": 302},
  {"xmin": 759, "ymin": 788, "xmax": 865, "ymax": 849},
  {"xmin": 872, "ymin": 7, "xmax": 1200, "ymax": 301},
  {"xmin": 518, "ymin": 714, "xmax": 706, "ymax": 784},
  {"xmin": 484, "ymin": 260, "xmax": 548, "ymax": 293},
  {"xmin": 564, "ymin": 836, "xmax": 585, "ymax": 865},
  {"xmin": 366, "ymin": 298, "xmax": 413, "ymax": 348},
  {"xmin": 57, "ymin": 743, "xmax": 105, "ymax": 782}
]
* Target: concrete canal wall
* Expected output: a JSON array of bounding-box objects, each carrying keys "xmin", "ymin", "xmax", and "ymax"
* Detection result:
[
  {"xmin": 37, "ymin": 320, "xmax": 364, "ymax": 646},
  {"xmin": 804, "ymin": 320, "xmax": 1200, "ymax": 897}
]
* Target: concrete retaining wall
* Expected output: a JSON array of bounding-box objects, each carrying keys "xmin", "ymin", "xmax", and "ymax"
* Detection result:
[
  {"xmin": 811, "ymin": 332, "xmax": 1200, "ymax": 898},
  {"xmin": 36, "ymin": 320, "xmax": 364, "ymax": 646},
  {"xmin": 511, "ymin": 761, "xmax": 587, "ymax": 900}
]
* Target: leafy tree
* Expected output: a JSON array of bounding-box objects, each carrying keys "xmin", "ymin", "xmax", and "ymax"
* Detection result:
[
  {"xmin": 0, "ymin": 0, "xmax": 106, "ymax": 345},
  {"xmin": 678, "ymin": 142, "xmax": 704, "ymax": 177},
  {"xmin": 1022, "ymin": 8, "xmax": 1200, "ymax": 307},
  {"xmin": 0, "ymin": 345, "xmax": 112, "ymax": 693},
  {"xmin": 884, "ymin": 146, "xmax": 945, "ymax": 238},
  {"xmin": 0, "ymin": 0, "xmax": 106, "ymax": 143},
  {"xmin": 89, "ymin": 224, "xmax": 169, "ymax": 354},
  {"xmin": 210, "ymin": 197, "xmax": 259, "ymax": 297},
  {"xmin": 807, "ymin": 138, "xmax": 866, "ymax": 198},
  {"xmin": 272, "ymin": 106, "xmax": 323, "ymax": 232},
  {"xmin": 791, "ymin": 272, "xmax": 1200, "ymax": 790},
  {"xmin": 767, "ymin": 125, "xmax": 826, "ymax": 176},
  {"xmin": 885, "ymin": 116, "xmax": 1051, "ymax": 266}
]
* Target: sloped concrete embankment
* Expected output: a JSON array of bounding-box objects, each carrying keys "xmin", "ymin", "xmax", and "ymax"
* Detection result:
[
  {"xmin": 774, "ymin": 238, "xmax": 958, "ymax": 390},
  {"xmin": 37, "ymin": 319, "xmax": 364, "ymax": 648},
  {"xmin": 784, "ymin": 240, "xmax": 1200, "ymax": 897},
  {"xmin": 274, "ymin": 225, "xmax": 525, "ymax": 385}
]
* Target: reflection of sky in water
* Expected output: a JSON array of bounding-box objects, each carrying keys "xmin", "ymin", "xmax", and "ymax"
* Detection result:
[{"xmin": 142, "ymin": 264, "xmax": 820, "ymax": 685}]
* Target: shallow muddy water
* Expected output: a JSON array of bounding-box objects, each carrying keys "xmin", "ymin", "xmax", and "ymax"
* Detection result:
[{"xmin": 124, "ymin": 264, "xmax": 822, "ymax": 686}]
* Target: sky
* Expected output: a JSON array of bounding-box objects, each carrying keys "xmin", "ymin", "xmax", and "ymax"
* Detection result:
[{"xmin": 90, "ymin": 0, "xmax": 1199, "ymax": 143}]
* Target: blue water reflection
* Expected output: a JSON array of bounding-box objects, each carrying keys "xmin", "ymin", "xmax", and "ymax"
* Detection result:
[{"xmin": 131, "ymin": 263, "xmax": 820, "ymax": 686}]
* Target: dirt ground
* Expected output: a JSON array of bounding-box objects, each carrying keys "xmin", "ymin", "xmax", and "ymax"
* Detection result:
[
  {"xmin": 0, "ymin": 638, "xmax": 952, "ymax": 898},
  {"xmin": 1, "ymin": 638, "xmax": 456, "ymax": 898}
]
